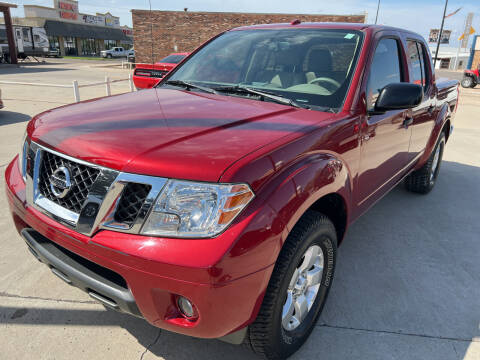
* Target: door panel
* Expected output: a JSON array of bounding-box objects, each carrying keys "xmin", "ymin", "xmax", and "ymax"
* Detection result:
[
  {"xmin": 356, "ymin": 36, "xmax": 411, "ymax": 206},
  {"xmin": 357, "ymin": 110, "xmax": 411, "ymax": 203}
]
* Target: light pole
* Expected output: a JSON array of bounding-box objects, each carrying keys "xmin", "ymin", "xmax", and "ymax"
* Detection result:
[
  {"xmin": 434, "ymin": 0, "xmax": 449, "ymax": 69},
  {"xmin": 375, "ymin": 0, "xmax": 381, "ymax": 24}
]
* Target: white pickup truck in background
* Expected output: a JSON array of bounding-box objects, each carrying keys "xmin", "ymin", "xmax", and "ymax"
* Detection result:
[{"xmin": 100, "ymin": 47, "xmax": 134, "ymax": 59}]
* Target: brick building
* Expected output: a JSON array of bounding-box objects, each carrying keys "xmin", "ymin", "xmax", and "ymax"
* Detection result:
[
  {"xmin": 469, "ymin": 35, "xmax": 480, "ymax": 70},
  {"xmin": 131, "ymin": 10, "xmax": 366, "ymax": 63}
]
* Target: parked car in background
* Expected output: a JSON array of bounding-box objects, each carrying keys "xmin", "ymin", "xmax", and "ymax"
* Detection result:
[
  {"xmin": 6, "ymin": 23, "xmax": 458, "ymax": 359},
  {"xmin": 0, "ymin": 88, "xmax": 3, "ymax": 109},
  {"xmin": 133, "ymin": 52, "xmax": 189, "ymax": 89},
  {"xmin": 461, "ymin": 65, "xmax": 479, "ymax": 88},
  {"xmin": 45, "ymin": 47, "xmax": 60, "ymax": 58},
  {"xmin": 126, "ymin": 48, "xmax": 135, "ymax": 58},
  {"xmin": 100, "ymin": 46, "xmax": 129, "ymax": 59}
]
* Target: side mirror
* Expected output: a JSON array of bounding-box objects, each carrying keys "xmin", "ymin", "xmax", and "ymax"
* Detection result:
[{"xmin": 374, "ymin": 83, "xmax": 423, "ymax": 113}]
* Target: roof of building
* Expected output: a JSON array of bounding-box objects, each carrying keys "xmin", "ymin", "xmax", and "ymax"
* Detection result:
[
  {"xmin": 44, "ymin": 20, "xmax": 130, "ymax": 41},
  {"xmin": 0, "ymin": 2, "xmax": 17, "ymax": 8}
]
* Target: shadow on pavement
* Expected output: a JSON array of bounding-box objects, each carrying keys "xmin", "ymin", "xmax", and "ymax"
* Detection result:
[
  {"xmin": 0, "ymin": 111, "xmax": 31, "ymax": 126},
  {"xmin": 0, "ymin": 66, "xmax": 70, "ymax": 75},
  {"xmin": 0, "ymin": 161, "xmax": 478, "ymax": 359},
  {"xmin": 0, "ymin": 306, "xmax": 256, "ymax": 359}
]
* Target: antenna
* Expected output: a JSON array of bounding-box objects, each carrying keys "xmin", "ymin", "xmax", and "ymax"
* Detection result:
[{"xmin": 375, "ymin": 0, "xmax": 381, "ymax": 24}]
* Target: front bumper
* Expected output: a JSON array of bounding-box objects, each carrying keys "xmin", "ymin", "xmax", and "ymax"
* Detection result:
[
  {"xmin": 5, "ymin": 156, "xmax": 280, "ymax": 339},
  {"xmin": 22, "ymin": 228, "xmax": 141, "ymax": 316}
]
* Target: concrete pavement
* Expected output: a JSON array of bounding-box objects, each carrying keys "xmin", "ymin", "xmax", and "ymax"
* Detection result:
[{"xmin": 0, "ymin": 61, "xmax": 479, "ymax": 359}]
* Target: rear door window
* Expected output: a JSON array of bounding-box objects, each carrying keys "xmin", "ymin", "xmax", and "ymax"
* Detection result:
[
  {"xmin": 416, "ymin": 42, "xmax": 430, "ymax": 92},
  {"xmin": 407, "ymin": 40, "xmax": 431, "ymax": 93}
]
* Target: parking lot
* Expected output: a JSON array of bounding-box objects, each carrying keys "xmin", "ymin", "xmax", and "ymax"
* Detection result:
[{"xmin": 0, "ymin": 61, "xmax": 479, "ymax": 359}]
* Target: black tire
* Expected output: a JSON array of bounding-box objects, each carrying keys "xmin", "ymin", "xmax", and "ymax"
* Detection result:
[
  {"xmin": 107, "ymin": 54, "xmax": 112, "ymax": 59},
  {"xmin": 247, "ymin": 211, "xmax": 337, "ymax": 360},
  {"xmin": 461, "ymin": 76, "xmax": 473, "ymax": 88},
  {"xmin": 405, "ymin": 132, "xmax": 445, "ymax": 194}
]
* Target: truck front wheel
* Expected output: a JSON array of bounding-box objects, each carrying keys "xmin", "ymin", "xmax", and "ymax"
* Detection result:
[
  {"xmin": 107, "ymin": 54, "xmax": 112, "ymax": 59},
  {"xmin": 405, "ymin": 132, "xmax": 445, "ymax": 194},
  {"xmin": 247, "ymin": 211, "xmax": 337, "ymax": 360}
]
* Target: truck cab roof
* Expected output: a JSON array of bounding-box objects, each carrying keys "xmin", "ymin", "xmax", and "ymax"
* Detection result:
[{"xmin": 232, "ymin": 22, "xmax": 424, "ymax": 39}]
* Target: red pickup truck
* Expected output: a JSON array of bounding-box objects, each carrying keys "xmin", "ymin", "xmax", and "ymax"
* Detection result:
[
  {"xmin": 133, "ymin": 52, "xmax": 189, "ymax": 89},
  {"xmin": 5, "ymin": 23, "xmax": 458, "ymax": 359}
]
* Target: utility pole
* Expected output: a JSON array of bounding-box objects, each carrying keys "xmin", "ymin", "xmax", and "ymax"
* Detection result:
[
  {"xmin": 375, "ymin": 0, "xmax": 381, "ymax": 24},
  {"xmin": 434, "ymin": 0, "xmax": 449, "ymax": 69}
]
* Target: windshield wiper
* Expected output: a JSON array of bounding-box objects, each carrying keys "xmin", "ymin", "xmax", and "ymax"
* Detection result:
[
  {"xmin": 165, "ymin": 80, "xmax": 218, "ymax": 95},
  {"xmin": 214, "ymin": 85, "xmax": 310, "ymax": 109}
]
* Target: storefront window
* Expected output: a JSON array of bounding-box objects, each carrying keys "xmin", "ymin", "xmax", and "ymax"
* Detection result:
[
  {"xmin": 120, "ymin": 42, "xmax": 133, "ymax": 50},
  {"xmin": 64, "ymin": 36, "xmax": 78, "ymax": 56},
  {"xmin": 104, "ymin": 40, "xmax": 117, "ymax": 50},
  {"xmin": 48, "ymin": 36, "xmax": 60, "ymax": 51},
  {"xmin": 81, "ymin": 38, "xmax": 97, "ymax": 56}
]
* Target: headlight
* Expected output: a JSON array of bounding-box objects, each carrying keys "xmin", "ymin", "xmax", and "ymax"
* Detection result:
[
  {"xmin": 18, "ymin": 132, "xmax": 28, "ymax": 182},
  {"xmin": 141, "ymin": 180, "xmax": 254, "ymax": 238}
]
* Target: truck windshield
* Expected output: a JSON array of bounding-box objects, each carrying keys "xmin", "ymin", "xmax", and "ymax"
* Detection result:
[{"xmin": 163, "ymin": 28, "xmax": 363, "ymax": 111}]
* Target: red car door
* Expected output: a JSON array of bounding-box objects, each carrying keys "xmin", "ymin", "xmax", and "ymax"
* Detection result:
[{"xmin": 356, "ymin": 34, "xmax": 412, "ymax": 209}]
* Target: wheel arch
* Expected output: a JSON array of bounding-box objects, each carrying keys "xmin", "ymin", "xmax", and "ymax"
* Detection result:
[
  {"xmin": 414, "ymin": 102, "xmax": 451, "ymax": 170},
  {"xmin": 266, "ymin": 152, "xmax": 352, "ymax": 247}
]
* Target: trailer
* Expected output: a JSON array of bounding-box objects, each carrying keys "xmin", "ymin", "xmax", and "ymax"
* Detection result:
[{"xmin": 0, "ymin": 25, "xmax": 49, "ymax": 62}]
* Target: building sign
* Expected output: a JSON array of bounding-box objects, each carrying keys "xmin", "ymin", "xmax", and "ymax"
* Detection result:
[
  {"xmin": 82, "ymin": 14, "xmax": 104, "ymax": 25},
  {"xmin": 58, "ymin": 1, "xmax": 77, "ymax": 11},
  {"xmin": 56, "ymin": 0, "xmax": 79, "ymax": 20},
  {"xmin": 60, "ymin": 11, "xmax": 77, "ymax": 20},
  {"xmin": 104, "ymin": 12, "xmax": 120, "ymax": 27},
  {"xmin": 428, "ymin": 29, "xmax": 451, "ymax": 44},
  {"xmin": 461, "ymin": 13, "xmax": 474, "ymax": 49},
  {"xmin": 122, "ymin": 28, "xmax": 133, "ymax": 36}
]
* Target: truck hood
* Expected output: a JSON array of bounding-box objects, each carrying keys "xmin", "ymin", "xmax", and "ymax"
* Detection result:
[{"xmin": 29, "ymin": 88, "xmax": 334, "ymax": 182}]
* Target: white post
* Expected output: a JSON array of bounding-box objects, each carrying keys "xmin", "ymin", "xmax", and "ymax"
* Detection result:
[
  {"xmin": 129, "ymin": 73, "xmax": 134, "ymax": 92},
  {"xmin": 454, "ymin": 42, "xmax": 461, "ymax": 70},
  {"xmin": 73, "ymin": 80, "xmax": 80, "ymax": 102},
  {"xmin": 105, "ymin": 76, "xmax": 111, "ymax": 96}
]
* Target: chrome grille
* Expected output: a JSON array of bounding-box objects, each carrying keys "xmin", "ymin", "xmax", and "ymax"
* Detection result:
[
  {"xmin": 114, "ymin": 183, "xmax": 151, "ymax": 225},
  {"xmin": 38, "ymin": 151, "xmax": 100, "ymax": 213},
  {"xmin": 26, "ymin": 142, "xmax": 168, "ymax": 236}
]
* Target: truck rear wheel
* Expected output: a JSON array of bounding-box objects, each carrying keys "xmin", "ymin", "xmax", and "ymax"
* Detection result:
[
  {"xmin": 247, "ymin": 211, "xmax": 337, "ymax": 360},
  {"xmin": 405, "ymin": 132, "xmax": 445, "ymax": 194}
]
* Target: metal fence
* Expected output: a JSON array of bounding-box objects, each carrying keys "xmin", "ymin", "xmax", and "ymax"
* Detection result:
[{"xmin": 0, "ymin": 74, "xmax": 135, "ymax": 103}]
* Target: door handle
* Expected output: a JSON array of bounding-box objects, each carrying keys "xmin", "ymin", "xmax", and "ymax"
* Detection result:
[{"xmin": 403, "ymin": 117, "xmax": 413, "ymax": 128}]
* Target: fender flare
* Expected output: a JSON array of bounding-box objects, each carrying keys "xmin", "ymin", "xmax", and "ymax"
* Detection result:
[
  {"xmin": 414, "ymin": 102, "xmax": 450, "ymax": 170},
  {"xmin": 263, "ymin": 152, "xmax": 352, "ymax": 244}
]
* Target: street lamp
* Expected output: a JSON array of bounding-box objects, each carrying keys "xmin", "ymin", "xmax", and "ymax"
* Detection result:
[{"xmin": 434, "ymin": 0, "xmax": 449, "ymax": 69}]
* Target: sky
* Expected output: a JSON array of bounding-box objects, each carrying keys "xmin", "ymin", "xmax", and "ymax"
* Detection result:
[{"xmin": 6, "ymin": 0, "xmax": 480, "ymax": 48}]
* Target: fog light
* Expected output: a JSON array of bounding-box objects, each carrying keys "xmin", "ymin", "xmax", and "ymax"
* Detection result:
[{"xmin": 178, "ymin": 296, "xmax": 195, "ymax": 318}]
